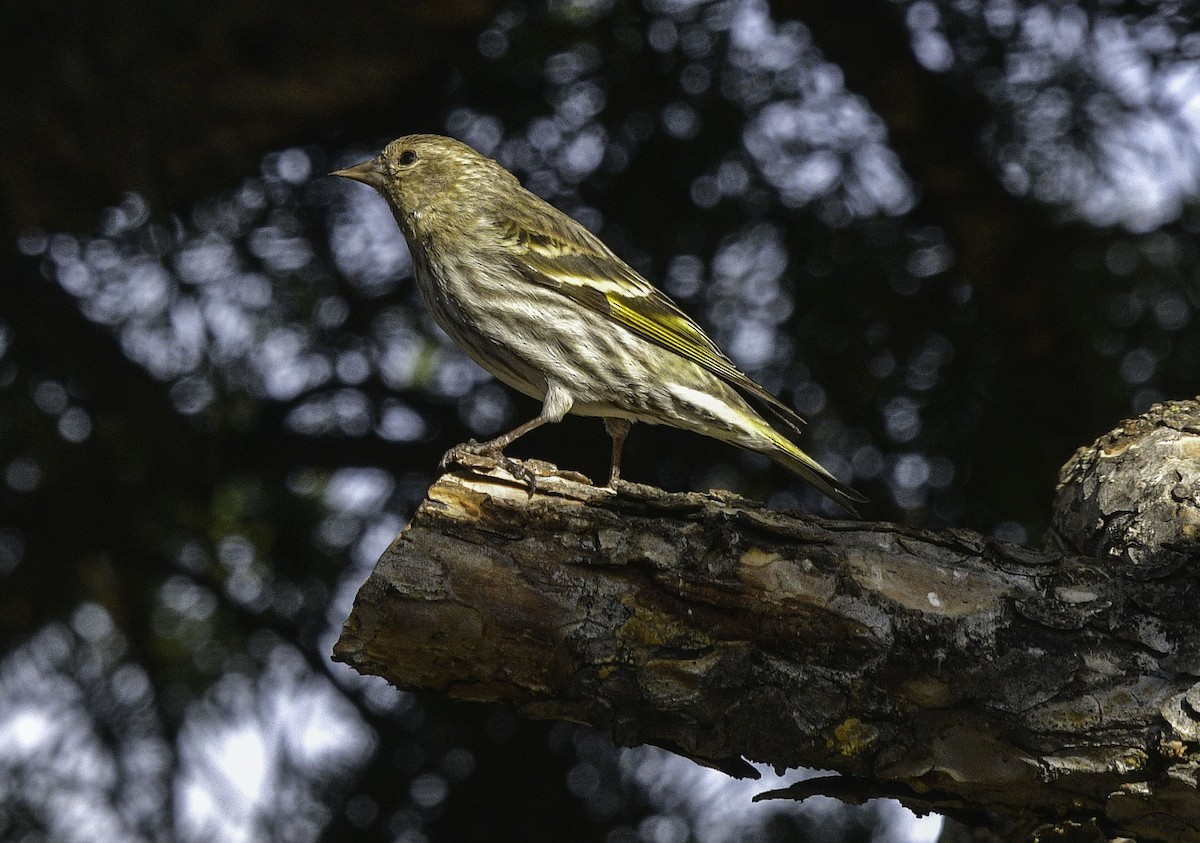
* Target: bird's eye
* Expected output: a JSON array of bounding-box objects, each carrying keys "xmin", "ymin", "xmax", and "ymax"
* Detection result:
[{"xmin": 398, "ymin": 150, "xmax": 418, "ymax": 166}]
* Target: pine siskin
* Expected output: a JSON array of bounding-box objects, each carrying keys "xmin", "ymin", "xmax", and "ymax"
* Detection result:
[{"xmin": 333, "ymin": 134, "xmax": 867, "ymax": 514}]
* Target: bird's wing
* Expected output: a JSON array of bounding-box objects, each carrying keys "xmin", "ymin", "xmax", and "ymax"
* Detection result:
[{"xmin": 499, "ymin": 213, "xmax": 808, "ymax": 437}]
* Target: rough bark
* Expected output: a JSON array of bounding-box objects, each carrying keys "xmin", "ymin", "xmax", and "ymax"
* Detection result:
[{"xmin": 334, "ymin": 399, "xmax": 1200, "ymax": 842}]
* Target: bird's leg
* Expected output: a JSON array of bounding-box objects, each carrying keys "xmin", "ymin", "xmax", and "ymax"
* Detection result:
[
  {"xmin": 472, "ymin": 415, "xmax": 550, "ymax": 454},
  {"xmin": 603, "ymin": 418, "xmax": 632, "ymax": 487},
  {"xmin": 441, "ymin": 384, "xmax": 574, "ymax": 494},
  {"xmin": 440, "ymin": 415, "xmax": 549, "ymax": 493}
]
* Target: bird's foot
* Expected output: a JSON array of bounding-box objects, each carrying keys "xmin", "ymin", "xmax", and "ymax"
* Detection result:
[
  {"xmin": 497, "ymin": 455, "xmax": 538, "ymax": 496},
  {"xmin": 438, "ymin": 439, "xmax": 485, "ymax": 472},
  {"xmin": 439, "ymin": 441, "xmax": 538, "ymax": 496},
  {"xmin": 604, "ymin": 477, "xmax": 645, "ymax": 497}
]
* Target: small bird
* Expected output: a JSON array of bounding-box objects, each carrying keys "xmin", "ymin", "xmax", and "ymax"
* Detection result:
[{"xmin": 333, "ymin": 134, "xmax": 867, "ymax": 514}]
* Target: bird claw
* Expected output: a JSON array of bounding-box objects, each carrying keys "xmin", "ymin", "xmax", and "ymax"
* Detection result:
[
  {"xmin": 498, "ymin": 456, "xmax": 538, "ymax": 497},
  {"xmin": 439, "ymin": 441, "xmax": 538, "ymax": 496},
  {"xmin": 438, "ymin": 439, "xmax": 486, "ymax": 472}
]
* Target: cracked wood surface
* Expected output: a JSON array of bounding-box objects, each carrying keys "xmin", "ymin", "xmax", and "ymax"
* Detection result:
[{"xmin": 334, "ymin": 399, "xmax": 1200, "ymax": 842}]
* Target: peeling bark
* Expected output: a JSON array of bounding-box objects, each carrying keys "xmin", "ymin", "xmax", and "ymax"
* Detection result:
[{"xmin": 334, "ymin": 399, "xmax": 1200, "ymax": 842}]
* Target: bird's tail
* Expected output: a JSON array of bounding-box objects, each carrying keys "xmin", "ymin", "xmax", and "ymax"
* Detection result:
[
  {"xmin": 758, "ymin": 426, "xmax": 868, "ymax": 516},
  {"xmin": 671, "ymin": 380, "xmax": 868, "ymax": 514}
]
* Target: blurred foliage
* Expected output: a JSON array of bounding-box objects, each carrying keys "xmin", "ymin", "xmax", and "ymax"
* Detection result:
[{"xmin": 1, "ymin": 0, "xmax": 1199, "ymax": 841}]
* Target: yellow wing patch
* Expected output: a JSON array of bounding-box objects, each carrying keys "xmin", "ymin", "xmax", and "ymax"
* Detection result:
[{"xmin": 499, "ymin": 214, "xmax": 809, "ymax": 437}]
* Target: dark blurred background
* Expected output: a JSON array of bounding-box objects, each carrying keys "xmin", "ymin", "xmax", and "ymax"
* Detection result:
[{"xmin": 1, "ymin": 0, "xmax": 1198, "ymax": 840}]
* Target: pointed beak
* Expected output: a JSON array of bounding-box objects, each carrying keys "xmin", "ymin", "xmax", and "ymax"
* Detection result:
[{"xmin": 330, "ymin": 157, "xmax": 386, "ymax": 190}]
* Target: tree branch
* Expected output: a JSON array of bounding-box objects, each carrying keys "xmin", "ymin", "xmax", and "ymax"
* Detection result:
[{"xmin": 334, "ymin": 399, "xmax": 1200, "ymax": 842}]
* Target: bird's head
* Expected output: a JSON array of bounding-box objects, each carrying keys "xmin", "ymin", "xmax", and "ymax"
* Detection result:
[{"xmin": 331, "ymin": 134, "xmax": 515, "ymax": 235}]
